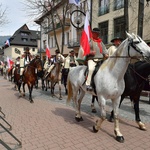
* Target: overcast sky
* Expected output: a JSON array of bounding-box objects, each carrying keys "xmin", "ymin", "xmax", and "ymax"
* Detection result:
[{"xmin": 0, "ymin": 0, "xmax": 38, "ymax": 36}]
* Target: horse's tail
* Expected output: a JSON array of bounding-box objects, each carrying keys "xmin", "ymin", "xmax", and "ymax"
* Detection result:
[{"xmin": 67, "ymin": 76, "xmax": 72, "ymax": 104}]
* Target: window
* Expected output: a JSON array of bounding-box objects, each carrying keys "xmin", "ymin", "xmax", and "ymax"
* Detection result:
[
  {"xmin": 98, "ymin": 0, "xmax": 109, "ymax": 16},
  {"xmin": 114, "ymin": 0, "xmax": 124, "ymax": 10},
  {"xmin": 114, "ymin": 17, "xmax": 125, "ymax": 38},
  {"xmin": 98, "ymin": 21, "xmax": 108, "ymax": 44},
  {"xmin": 64, "ymin": 32, "xmax": 69, "ymax": 45},
  {"xmin": 32, "ymin": 48, "xmax": 35, "ymax": 52},
  {"xmin": 22, "ymin": 38, "xmax": 28, "ymax": 42},
  {"xmin": 50, "ymin": 37, "xmax": 53, "ymax": 48},
  {"xmin": 21, "ymin": 32, "xmax": 28, "ymax": 36}
]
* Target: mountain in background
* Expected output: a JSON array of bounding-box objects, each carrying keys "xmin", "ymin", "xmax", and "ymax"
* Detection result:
[{"xmin": 0, "ymin": 36, "xmax": 11, "ymax": 47}]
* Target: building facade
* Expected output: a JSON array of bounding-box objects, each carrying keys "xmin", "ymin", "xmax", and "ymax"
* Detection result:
[{"xmin": 3, "ymin": 24, "xmax": 40, "ymax": 62}]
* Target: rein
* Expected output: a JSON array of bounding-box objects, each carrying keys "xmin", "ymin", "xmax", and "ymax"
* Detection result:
[{"xmin": 129, "ymin": 65, "xmax": 149, "ymax": 82}]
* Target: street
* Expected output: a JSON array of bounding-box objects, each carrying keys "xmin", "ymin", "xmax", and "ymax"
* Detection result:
[{"xmin": 0, "ymin": 76, "xmax": 150, "ymax": 150}]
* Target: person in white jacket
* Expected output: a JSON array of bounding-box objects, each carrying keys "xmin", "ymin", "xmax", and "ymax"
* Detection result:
[{"xmin": 108, "ymin": 37, "xmax": 123, "ymax": 56}]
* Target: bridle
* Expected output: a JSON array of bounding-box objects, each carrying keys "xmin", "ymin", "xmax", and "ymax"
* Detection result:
[{"xmin": 109, "ymin": 37, "xmax": 143, "ymax": 59}]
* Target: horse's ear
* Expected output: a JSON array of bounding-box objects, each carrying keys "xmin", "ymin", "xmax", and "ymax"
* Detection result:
[{"xmin": 126, "ymin": 31, "xmax": 133, "ymax": 39}]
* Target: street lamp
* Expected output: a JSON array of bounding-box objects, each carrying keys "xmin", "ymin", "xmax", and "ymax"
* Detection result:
[{"xmin": 36, "ymin": 30, "xmax": 41, "ymax": 59}]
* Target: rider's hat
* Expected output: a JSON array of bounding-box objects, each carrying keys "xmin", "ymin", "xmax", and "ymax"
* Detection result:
[
  {"xmin": 69, "ymin": 49, "xmax": 74, "ymax": 53},
  {"xmin": 55, "ymin": 49, "xmax": 60, "ymax": 53},
  {"xmin": 92, "ymin": 28, "xmax": 100, "ymax": 33},
  {"xmin": 24, "ymin": 47, "xmax": 30, "ymax": 52},
  {"xmin": 111, "ymin": 37, "xmax": 124, "ymax": 43}
]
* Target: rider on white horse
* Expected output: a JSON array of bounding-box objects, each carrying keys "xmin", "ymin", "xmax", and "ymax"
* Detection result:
[{"xmin": 77, "ymin": 28, "xmax": 109, "ymax": 92}]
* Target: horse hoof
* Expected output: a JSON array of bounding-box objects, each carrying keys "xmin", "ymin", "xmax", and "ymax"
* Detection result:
[
  {"xmin": 75, "ymin": 116, "xmax": 83, "ymax": 122},
  {"xmin": 30, "ymin": 100, "xmax": 34, "ymax": 103},
  {"xmin": 92, "ymin": 109, "xmax": 97, "ymax": 113},
  {"xmin": 93, "ymin": 126, "xmax": 99, "ymax": 133},
  {"xmin": 59, "ymin": 97, "xmax": 62, "ymax": 100},
  {"xmin": 109, "ymin": 117, "xmax": 114, "ymax": 122},
  {"xmin": 116, "ymin": 136, "xmax": 124, "ymax": 143}
]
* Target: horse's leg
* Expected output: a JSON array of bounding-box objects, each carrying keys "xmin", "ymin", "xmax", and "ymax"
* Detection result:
[
  {"xmin": 28, "ymin": 84, "xmax": 34, "ymax": 103},
  {"xmin": 45, "ymin": 79, "xmax": 48, "ymax": 91},
  {"xmin": 133, "ymin": 98, "xmax": 146, "ymax": 130},
  {"xmin": 91, "ymin": 96, "xmax": 98, "ymax": 113},
  {"xmin": 58, "ymin": 80, "xmax": 62, "ymax": 100},
  {"xmin": 93, "ymin": 96, "xmax": 106, "ymax": 132},
  {"xmin": 22, "ymin": 82, "xmax": 26, "ymax": 97},
  {"xmin": 42, "ymin": 79, "xmax": 45, "ymax": 91},
  {"xmin": 109, "ymin": 95, "xmax": 125, "ymax": 122},
  {"xmin": 51, "ymin": 82, "xmax": 55, "ymax": 97},
  {"xmin": 112, "ymin": 97, "xmax": 124, "ymax": 143},
  {"xmin": 18, "ymin": 82, "xmax": 22, "ymax": 97},
  {"xmin": 75, "ymin": 88, "xmax": 85, "ymax": 122}
]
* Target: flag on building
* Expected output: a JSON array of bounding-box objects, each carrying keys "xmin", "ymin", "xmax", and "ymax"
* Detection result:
[
  {"xmin": 69, "ymin": 0, "xmax": 80, "ymax": 6},
  {"xmin": 5, "ymin": 39, "xmax": 10, "ymax": 47},
  {"xmin": 80, "ymin": 12, "xmax": 91, "ymax": 56},
  {"xmin": 7, "ymin": 57, "xmax": 14, "ymax": 69},
  {"xmin": 46, "ymin": 44, "xmax": 51, "ymax": 59}
]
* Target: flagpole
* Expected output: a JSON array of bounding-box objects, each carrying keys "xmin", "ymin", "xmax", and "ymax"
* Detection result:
[{"xmin": 90, "ymin": 0, "xmax": 93, "ymax": 28}]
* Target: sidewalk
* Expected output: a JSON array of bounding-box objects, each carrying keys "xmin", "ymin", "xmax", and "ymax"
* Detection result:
[{"xmin": 0, "ymin": 76, "xmax": 150, "ymax": 150}]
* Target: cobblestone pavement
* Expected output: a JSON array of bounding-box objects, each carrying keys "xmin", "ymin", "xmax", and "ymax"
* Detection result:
[{"xmin": 0, "ymin": 76, "xmax": 150, "ymax": 150}]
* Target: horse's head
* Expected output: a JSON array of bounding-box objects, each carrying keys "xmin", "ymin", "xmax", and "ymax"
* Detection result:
[
  {"xmin": 56, "ymin": 54, "xmax": 64, "ymax": 64},
  {"xmin": 33, "ymin": 58, "xmax": 44, "ymax": 77},
  {"xmin": 126, "ymin": 32, "xmax": 150, "ymax": 62}
]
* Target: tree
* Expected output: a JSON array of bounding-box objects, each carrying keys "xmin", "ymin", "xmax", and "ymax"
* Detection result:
[
  {"xmin": 23, "ymin": 0, "xmax": 69, "ymax": 54},
  {"xmin": 0, "ymin": 3, "xmax": 7, "ymax": 26}
]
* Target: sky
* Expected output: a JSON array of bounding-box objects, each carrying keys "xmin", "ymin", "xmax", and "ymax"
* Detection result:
[{"xmin": 0, "ymin": 0, "xmax": 39, "ymax": 36}]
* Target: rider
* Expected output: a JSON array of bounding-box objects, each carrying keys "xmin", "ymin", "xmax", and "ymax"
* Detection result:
[
  {"xmin": 44, "ymin": 49, "xmax": 65, "ymax": 78},
  {"xmin": 19, "ymin": 47, "xmax": 32, "ymax": 82},
  {"xmin": 63, "ymin": 49, "xmax": 79, "ymax": 69},
  {"xmin": 108, "ymin": 37, "xmax": 123, "ymax": 56},
  {"xmin": 77, "ymin": 27, "xmax": 109, "ymax": 92}
]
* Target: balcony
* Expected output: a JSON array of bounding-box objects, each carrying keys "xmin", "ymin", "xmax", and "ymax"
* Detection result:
[
  {"xmin": 44, "ymin": 18, "xmax": 70, "ymax": 34},
  {"xmin": 68, "ymin": 38, "xmax": 80, "ymax": 48}
]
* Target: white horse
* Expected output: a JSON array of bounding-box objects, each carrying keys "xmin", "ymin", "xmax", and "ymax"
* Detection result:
[{"xmin": 67, "ymin": 32, "xmax": 150, "ymax": 143}]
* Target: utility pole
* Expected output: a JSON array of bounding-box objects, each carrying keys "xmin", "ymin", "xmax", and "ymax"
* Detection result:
[
  {"xmin": 138, "ymin": 0, "xmax": 144, "ymax": 38},
  {"xmin": 90, "ymin": 0, "xmax": 93, "ymax": 28},
  {"xmin": 124, "ymin": 0, "xmax": 129, "ymax": 33}
]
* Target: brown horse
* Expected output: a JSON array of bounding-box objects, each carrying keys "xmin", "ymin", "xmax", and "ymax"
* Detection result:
[
  {"xmin": 18, "ymin": 57, "xmax": 43, "ymax": 103},
  {"xmin": 44, "ymin": 60, "xmax": 63, "ymax": 100}
]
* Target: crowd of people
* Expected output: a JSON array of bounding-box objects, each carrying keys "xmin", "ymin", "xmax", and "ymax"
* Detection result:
[{"xmin": 1, "ymin": 27, "xmax": 150, "ymax": 94}]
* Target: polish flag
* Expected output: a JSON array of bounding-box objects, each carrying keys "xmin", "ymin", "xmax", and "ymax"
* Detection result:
[
  {"xmin": 46, "ymin": 44, "xmax": 51, "ymax": 59},
  {"xmin": 5, "ymin": 39, "xmax": 10, "ymax": 46},
  {"xmin": 69, "ymin": 0, "xmax": 80, "ymax": 6},
  {"xmin": 7, "ymin": 57, "xmax": 14, "ymax": 69},
  {"xmin": 80, "ymin": 12, "xmax": 91, "ymax": 56}
]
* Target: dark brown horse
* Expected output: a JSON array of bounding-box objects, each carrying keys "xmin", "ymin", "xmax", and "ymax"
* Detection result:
[{"xmin": 17, "ymin": 57, "xmax": 43, "ymax": 103}]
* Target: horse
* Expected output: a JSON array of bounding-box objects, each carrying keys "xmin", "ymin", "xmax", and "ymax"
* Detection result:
[
  {"xmin": 61, "ymin": 68, "xmax": 69, "ymax": 94},
  {"xmin": 110, "ymin": 61, "xmax": 150, "ymax": 130},
  {"xmin": 17, "ymin": 57, "xmax": 43, "ymax": 103},
  {"xmin": 91, "ymin": 61, "xmax": 150, "ymax": 130},
  {"xmin": 44, "ymin": 59, "xmax": 63, "ymax": 100},
  {"xmin": 67, "ymin": 32, "xmax": 150, "ymax": 143}
]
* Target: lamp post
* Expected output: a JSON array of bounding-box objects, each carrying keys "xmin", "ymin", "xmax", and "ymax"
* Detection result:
[{"xmin": 36, "ymin": 30, "xmax": 41, "ymax": 59}]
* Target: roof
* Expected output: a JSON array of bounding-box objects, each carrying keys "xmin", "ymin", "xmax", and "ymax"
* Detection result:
[{"xmin": 8, "ymin": 24, "xmax": 40, "ymax": 47}]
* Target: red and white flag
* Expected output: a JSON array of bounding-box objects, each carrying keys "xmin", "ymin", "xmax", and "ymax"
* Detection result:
[
  {"xmin": 46, "ymin": 44, "xmax": 51, "ymax": 59},
  {"xmin": 80, "ymin": 12, "xmax": 91, "ymax": 56},
  {"xmin": 5, "ymin": 39, "xmax": 10, "ymax": 46},
  {"xmin": 7, "ymin": 57, "xmax": 14, "ymax": 69}
]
